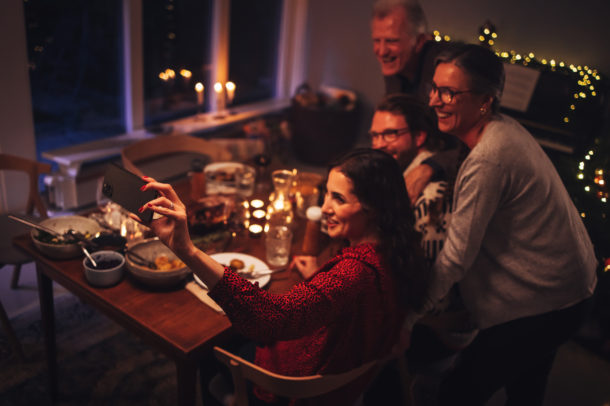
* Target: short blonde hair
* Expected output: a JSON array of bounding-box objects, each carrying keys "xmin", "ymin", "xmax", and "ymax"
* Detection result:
[{"xmin": 372, "ymin": 0, "xmax": 428, "ymax": 36}]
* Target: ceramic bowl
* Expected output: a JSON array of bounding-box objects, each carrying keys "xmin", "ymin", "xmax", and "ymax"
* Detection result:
[
  {"xmin": 125, "ymin": 238, "xmax": 191, "ymax": 288},
  {"xmin": 83, "ymin": 250, "xmax": 125, "ymax": 287},
  {"xmin": 31, "ymin": 215, "xmax": 103, "ymax": 259}
]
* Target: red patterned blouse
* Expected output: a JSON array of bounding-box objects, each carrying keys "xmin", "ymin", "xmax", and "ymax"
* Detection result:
[{"xmin": 209, "ymin": 243, "xmax": 405, "ymax": 404}]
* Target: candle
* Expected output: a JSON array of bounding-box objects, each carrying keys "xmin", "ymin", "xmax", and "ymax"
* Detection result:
[
  {"xmin": 248, "ymin": 224, "xmax": 263, "ymax": 238},
  {"xmin": 195, "ymin": 82, "xmax": 204, "ymax": 106},
  {"xmin": 252, "ymin": 209, "xmax": 266, "ymax": 219},
  {"xmin": 214, "ymin": 81, "xmax": 225, "ymax": 113},
  {"xmin": 250, "ymin": 199, "xmax": 264, "ymax": 209},
  {"xmin": 225, "ymin": 81, "xmax": 235, "ymax": 104}
]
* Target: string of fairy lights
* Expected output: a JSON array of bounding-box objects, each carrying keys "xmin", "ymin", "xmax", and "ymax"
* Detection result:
[{"xmin": 432, "ymin": 23, "xmax": 608, "ymax": 212}]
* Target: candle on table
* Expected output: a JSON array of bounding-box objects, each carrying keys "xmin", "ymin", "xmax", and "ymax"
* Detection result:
[
  {"xmin": 225, "ymin": 81, "xmax": 235, "ymax": 105},
  {"xmin": 248, "ymin": 224, "xmax": 263, "ymax": 238},
  {"xmin": 252, "ymin": 209, "xmax": 266, "ymax": 220},
  {"xmin": 250, "ymin": 199, "xmax": 264, "ymax": 209}
]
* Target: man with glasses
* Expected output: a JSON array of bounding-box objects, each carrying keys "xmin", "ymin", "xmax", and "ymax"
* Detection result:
[
  {"xmin": 369, "ymin": 93, "xmax": 476, "ymax": 406},
  {"xmin": 370, "ymin": 94, "xmax": 451, "ymax": 260}
]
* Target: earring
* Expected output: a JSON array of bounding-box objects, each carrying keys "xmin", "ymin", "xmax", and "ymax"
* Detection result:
[{"xmin": 480, "ymin": 107, "xmax": 487, "ymax": 115}]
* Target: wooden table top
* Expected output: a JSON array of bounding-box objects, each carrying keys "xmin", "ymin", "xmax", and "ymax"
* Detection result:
[{"xmin": 11, "ymin": 180, "xmax": 328, "ymax": 361}]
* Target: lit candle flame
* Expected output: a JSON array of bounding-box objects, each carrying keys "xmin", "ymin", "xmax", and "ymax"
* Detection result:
[
  {"xmin": 225, "ymin": 81, "xmax": 235, "ymax": 104},
  {"xmin": 195, "ymin": 82, "xmax": 204, "ymax": 105}
]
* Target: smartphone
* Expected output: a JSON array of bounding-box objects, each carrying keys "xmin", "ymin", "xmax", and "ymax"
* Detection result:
[{"xmin": 101, "ymin": 163, "xmax": 159, "ymax": 224}]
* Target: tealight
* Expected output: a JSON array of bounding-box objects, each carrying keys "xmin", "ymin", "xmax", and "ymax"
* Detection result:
[
  {"xmin": 250, "ymin": 199, "xmax": 264, "ymax": 209},
  {"xmin": 252, "ymin": 209, "xmax": 266, "ymax": 219},
  {"xmin": 248, "ymin": 224, "xmax": 263, "ymax": 238}
]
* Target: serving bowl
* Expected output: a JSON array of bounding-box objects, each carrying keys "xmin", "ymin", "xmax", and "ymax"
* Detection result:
[
  {"xmin": 125, "ymin": 238, "xmax": 191, "ymax": 287},
  {"xmin": 31, "ymin": 215, "xmax": 103, "ymax": 259},
  {"xmin": 83, "ymin": 250, "xmax": 125, "ymax": 287}
]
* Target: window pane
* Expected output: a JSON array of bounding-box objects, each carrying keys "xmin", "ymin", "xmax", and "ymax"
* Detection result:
[
  {"xmin": 143, "ymin": 0, "xmax": 213, "ymax": 126},
  {"xmin": 24, "ymin": 0, "xmax": 124, "ymax": 159},
  {"xmin": 228, "ymin": 0, "xmax": 283, "ymax": 105}
]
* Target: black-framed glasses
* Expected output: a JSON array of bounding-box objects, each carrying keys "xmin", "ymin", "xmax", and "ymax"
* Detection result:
[
  {"xmin": 429, "ymin": 82, "xmax": 474, "ymax": 104},
  {"xmin": 368, "ymin": 127, "xmax": 410, "ymax": 143}
]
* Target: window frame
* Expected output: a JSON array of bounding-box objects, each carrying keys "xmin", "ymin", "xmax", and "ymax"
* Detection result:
[{"xmin": 123, "ymin": 0, "xmax": 307, "ymax": 133}]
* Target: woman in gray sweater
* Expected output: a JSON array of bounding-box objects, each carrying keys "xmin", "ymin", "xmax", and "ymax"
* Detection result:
[{"xmin": 424, "ymin": 43, "xmax": 598, "ymax": 406}]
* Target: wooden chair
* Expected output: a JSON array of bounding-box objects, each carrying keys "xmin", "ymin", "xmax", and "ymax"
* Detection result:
[
  {"xmin": 213, "ymin": 346, "xmax": 381, "ymax": 406},
  {"xmin": 0, "ymin": 153, "xmax": 51, "ymax": 360},
  {"xmin": 121, "ymin": 134, "xmax": 263, "ymax": 178}
]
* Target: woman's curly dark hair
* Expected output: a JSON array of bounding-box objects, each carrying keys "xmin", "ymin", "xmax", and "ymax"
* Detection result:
[{"xmin": 329, "ymin": 148, "xmax": 429, "ymax": 312}]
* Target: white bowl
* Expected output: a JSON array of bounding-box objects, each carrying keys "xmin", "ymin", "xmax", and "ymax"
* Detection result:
[
  {"xmin": 31, "ymin": 215, "xmax": 103, "ymax": 259},
  {"xmin": 83, "ymin": 250, "xmax": 125, "ymax": 287},
  {"xmin": 125, "ymin": 238, "xmax": 191, "ymax": 288}
]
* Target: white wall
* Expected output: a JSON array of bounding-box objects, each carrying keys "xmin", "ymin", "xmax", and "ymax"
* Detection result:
[
  {"xmin": 0, "ymin": 0, "xmax": 37, "ymax": 212},
  {"xmin": 304, "ymin": 0, "xmax": 610, "ymax": 137}
]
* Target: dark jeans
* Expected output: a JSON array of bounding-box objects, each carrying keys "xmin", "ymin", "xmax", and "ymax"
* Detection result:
[{"xmin": 438, "ymin": 297, "xmax": 593, "ymax": 406}]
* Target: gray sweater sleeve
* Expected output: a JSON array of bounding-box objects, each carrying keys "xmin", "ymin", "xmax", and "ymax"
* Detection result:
[{"xmin": 423, "ymin": 157, "xmax": 504, "ymax": 311}]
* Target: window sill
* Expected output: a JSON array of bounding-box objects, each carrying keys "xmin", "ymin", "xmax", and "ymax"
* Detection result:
[
  {"xmin": 42, "ymin": 98, "xmax": 291, "ymax": 176},
  {"xmin": 163, "ymin": 98, "xmax": 291, "ymax": 134}
]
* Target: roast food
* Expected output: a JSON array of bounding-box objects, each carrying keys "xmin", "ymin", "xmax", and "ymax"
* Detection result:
[
  {"xmin": 188, "ymin": 195, "xmax": 236, "ymax": 233},
  {"xmin": 154, "ymin": 254, "xmax": 186, "ymax": 271}
]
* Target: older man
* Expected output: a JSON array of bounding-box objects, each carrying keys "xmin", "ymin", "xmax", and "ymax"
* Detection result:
[{"xmin": 371, "ymin": 0, "xmax": 462, "ymax": 204}]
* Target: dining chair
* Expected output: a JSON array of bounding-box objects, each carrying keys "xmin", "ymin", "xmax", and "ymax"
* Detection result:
[
  {"xmin": 0, "ymin": 153, "xmax": 51, "ymax": 360},
  {"xmin": 121, "ymin": 134, "xmax": 264, "ymax": 178},
  {"xmin": 212, "ymin": 345, "xmax": 382, "ymax": 406}
]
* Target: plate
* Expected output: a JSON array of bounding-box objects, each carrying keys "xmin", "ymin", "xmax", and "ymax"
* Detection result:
[
  {"xmin": 193, "ymin": 252, "xmax": 271, "ymax": 289},
  {"xmin": 204, "ymin": 162, "xmax": 255, "ymax": 195}
]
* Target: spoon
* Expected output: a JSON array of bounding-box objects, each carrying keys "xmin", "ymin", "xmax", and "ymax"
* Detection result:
[
  {"xmin": 81, "ymin": 245, "xmax": 98, "ymax": 268},
  {"xmin": 8, "ymin": 215, "xmax": 64, "ymax": 239},
  {"xmin": 126, "ymin": 251, "xmax": 157, "ymax": 269}
]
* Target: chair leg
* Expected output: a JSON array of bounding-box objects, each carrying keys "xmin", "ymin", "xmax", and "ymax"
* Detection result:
[
  {"xmin": 394, "ymin": 357, "xmax": 413, "ymax": 406},
  {"xmin": 0, "ymin": 299, "xmax": 25, "ymax": 361},
  {"xmin": 10, "ymin": 264, "xmax": 22, "ymax": 289}
]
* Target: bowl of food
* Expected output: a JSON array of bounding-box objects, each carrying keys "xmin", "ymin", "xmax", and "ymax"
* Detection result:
[
  {"xmin": 125, "ymin": 238, "xmax": 190, "ymax": 287},
  {"xmin": 83, "ymin": 250, "xmax": 125, "ymax": 287},
  {"xmin": 31, "ymin": 215, "xmax": 103, "ymax": 259}
]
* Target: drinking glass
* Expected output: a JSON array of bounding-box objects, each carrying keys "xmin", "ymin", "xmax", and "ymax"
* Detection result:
[{"xmin": 265, "ymin": 225, "xmax": 293, "ymax": 267}]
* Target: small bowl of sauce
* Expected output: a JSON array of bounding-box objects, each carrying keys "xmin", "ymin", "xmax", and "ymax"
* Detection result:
[{"xmin": 83, "ymin": 250, "xmax": 125, "ymax": 287}]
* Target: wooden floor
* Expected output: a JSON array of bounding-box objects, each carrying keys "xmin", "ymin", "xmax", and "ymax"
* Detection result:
[{"xmin": 2, "ymin": 262, "xmax": 610, "ymax": 406}]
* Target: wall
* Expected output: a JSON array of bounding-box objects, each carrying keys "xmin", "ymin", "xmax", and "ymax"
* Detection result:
[
  {"xmin": 304, "ymin": 0, "xmax": 610, "ymax": 138},
  {"xmin": 0, "ymin": 0, "xmax": 37, "ymax": 212}
]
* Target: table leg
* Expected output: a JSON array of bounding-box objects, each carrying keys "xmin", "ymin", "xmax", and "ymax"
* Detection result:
[
  {"xmin": 36, "ymin": 265, "xmax": 58, "ymax": 402},
  {"xmin": 176, "ymin": 358, "xmax": 198, "ymax": 406}
]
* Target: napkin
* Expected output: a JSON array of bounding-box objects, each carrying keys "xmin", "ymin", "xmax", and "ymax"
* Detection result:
[{"xmin": 185, "ymin": 281, "xmax": 225, "ymax": 314}]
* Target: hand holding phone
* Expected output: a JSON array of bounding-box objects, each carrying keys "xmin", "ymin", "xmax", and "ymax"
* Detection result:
[{"xmin": 101, "ymin": 163, "xmax": 159, "ymax": 224}]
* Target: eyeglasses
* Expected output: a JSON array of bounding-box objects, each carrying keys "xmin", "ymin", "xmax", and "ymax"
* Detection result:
[
  {"xmin": 429, "ymin": 82, "xmax": 474, "ymax": 104},
  {"xmin": 368, "ymin": 127, "xmax": 410, "ymax": 143}
]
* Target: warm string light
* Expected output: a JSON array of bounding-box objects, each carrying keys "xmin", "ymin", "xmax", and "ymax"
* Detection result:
[
  {"xmin": 575, "ymin": 148, "xmax": 608, "ymax": 209},
  {"xmin": 428, "ymin": 20, "xmax": 609, "ymax": 128}
]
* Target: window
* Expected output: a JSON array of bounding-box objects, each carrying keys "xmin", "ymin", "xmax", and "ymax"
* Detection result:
[
  {"xmin": 23, "ymin": 0, "xmax": 300, "ymax": 161},
  {"xmin": 228, "ymin": 0, "xmax": 283, "ymax": 105},
  {"xmin": 24, "ymin": 0, "xmax": 125, "ymax": 159},
  {"xmin": 143, "ymin": 0, "xmax": 214, "ymax": 126}
]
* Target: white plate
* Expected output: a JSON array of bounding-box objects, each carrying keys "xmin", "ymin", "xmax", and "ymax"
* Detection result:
[
  {"xmin": 193, "ymin": 252, "xmax": 271, "ymax": 289},
  {"xmin": 204, "ymin": 162, "xmax": 255, "ymax": 195}
]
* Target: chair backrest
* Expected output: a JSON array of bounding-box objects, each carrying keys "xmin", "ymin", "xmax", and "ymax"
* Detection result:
[
  {"xmin": 121, "ymin": 134, "xmax": 264, "ymax": 177},
  {"xmin": 0, "ymin": 153, "xmax": 51, "ymax": 217},
  {"xmin": 213, "ymin": 346, "xmax": 380, "ymax": 406}
]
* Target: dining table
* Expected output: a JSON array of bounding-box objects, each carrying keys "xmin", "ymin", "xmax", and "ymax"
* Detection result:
[{"xmin": 12, "ymin": 173, "xmax": 333, "ymax": 406}]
